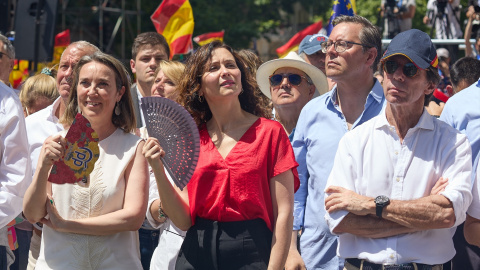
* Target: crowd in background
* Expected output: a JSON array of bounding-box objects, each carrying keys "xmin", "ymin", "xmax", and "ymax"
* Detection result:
[{"xmin": 0, "ymin": 3, "xmax": 480, "ymax": 270}]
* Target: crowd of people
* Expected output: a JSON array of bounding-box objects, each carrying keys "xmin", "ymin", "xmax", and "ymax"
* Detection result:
[{"xmin": 1, "ymin": 11, "xmax": 480, "ymax": 270}]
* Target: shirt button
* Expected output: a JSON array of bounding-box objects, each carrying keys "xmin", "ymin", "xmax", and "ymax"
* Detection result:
[
  {"xmin": 396, "ymin": 177, "xmax": 400, "ymax": 182},
  {"xmin": 394, "ymin": 151, "xmax": 398, "ymax": 155},
  {"xmin": 390, "ymin": 254, "xmax": 394, "ymax": 259}
]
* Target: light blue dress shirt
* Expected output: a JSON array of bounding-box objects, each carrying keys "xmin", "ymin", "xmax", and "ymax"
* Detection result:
[
  {"xmin": 292, "ymin": 80, "xmax": 385, "ymax": 270},
  {"xmin": 440, "ymin": 79, "xmax": 480, "ymax": 166}
]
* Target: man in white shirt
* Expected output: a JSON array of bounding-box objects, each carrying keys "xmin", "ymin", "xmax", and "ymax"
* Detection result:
[
  {"xmin": 25, "ymin": 41, "xmax": 99, "ymax": 173},
  {"xmin": 129, "ymin": 32, "xmax": 169, "ymax": 128},
  {"xmin": 325, "ymin": 29, "xmax": 472, "ymax": 270},
  {"xmin": 0, "ymin": 75, "xmax": 31, "ymax": 269},
  {"xmin": 0, "ymin": 34, "xmax": 14, "ymax": 87}
]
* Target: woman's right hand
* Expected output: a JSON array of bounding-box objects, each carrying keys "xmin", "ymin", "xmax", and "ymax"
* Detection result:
[
  {"xmin": 39, "ymin": 135, "xmax": 66, "ymax": 168},
  {"xmin": 142, "ymin": 137, "xmax": 166, "ymax": 170}
]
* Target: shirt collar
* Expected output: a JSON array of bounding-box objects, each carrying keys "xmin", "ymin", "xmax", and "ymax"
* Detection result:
[
  {"xmin": 328, "ymin": 78, "xmax": 384, "ymax": 106},
  {"xmin": 376, "ymin": 108, "xmax": 435, "ymax": 131}
]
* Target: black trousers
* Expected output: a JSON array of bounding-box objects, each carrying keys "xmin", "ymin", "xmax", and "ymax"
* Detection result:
[
  {"xmin": 0, "ymin": 246, "xmax": 7, "ymax": 270},
  {"xmin": 175, "ymin": 218, "xmax": 272, "ymax": 270}
]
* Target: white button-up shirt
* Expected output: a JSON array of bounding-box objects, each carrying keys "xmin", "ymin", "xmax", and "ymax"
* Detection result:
[
  {"xmin": 25, "ymin": 97, "xmax": 64, "ymax": 173},
  {"xmin": 325, "ymin": 110, "xmax": 473, "ymax": 265},
  {"xmin": 0, "ymin": 82, "xmax": 31, "ymax": 228}
]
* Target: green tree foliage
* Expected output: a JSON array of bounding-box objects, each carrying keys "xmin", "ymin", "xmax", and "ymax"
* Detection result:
[{"xmin": 58, "ymin": 0, "xmax": 471, "ymax": 58}]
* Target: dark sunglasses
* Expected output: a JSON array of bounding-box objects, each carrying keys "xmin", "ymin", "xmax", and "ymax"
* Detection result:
[
  {"xmin": 269, "ymin": 73, "xmax": 310, "ymax": 86},
  {"xmin": 383, "ymin": 60, "xmax": 418, "ymax": 78}
]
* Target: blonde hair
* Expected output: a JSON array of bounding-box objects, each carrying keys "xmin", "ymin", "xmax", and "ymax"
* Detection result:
[
  {"xmin": 19, "ymin": 73, "xmax": 58, "ymax": 113},
  {"xmin": 154, "ymin": 61, "xmax": 185, "ymax": 85},
  {"xmin": 61, "ymin": 52, "xmax": 136, "ymax": 133}
]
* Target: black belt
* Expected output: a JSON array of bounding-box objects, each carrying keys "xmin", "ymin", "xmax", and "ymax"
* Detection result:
[{"xmin": 346, "ymin": 258, "xmax": 452, "ymax": 270}]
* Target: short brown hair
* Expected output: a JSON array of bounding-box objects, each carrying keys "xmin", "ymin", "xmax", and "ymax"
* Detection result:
[
  {"xmin": 177, "ymin": 41, "xmax": 271, "ymax": 127},
  {"xmin": 132, "ymin": 32, "xmax": 170, "ymax": 60},
  {"xmin": 61, "ymin": 52, "xmax": 136, "ymax": 133}
]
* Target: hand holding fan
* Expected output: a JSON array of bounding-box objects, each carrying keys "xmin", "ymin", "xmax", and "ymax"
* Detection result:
[
  {"xmin": 141, "ymin": 96, "xmax": 200, "ymax": 190},
  {"xmin": 48, "ymin": 113, "xmax": 100, "ymax": 184}
]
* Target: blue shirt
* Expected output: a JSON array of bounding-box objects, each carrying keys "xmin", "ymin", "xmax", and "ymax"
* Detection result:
[
  {"xmin": 292, "ymin": 81, "xmax": 385, "ymax": 270},
  {"xmin": 440, "ymin": 80, "xmax": 480, "ymax": 166}
]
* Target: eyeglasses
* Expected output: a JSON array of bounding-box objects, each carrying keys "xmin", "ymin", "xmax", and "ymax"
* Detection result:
[
  {"xmin": 383, "ymin": 60, "xmax": 419, "ymax": 78},
  {"xmin": 321, "ymin": 40, "xmax": 371, "ymax": 53},
  {"xmin": 0, "ymin": 52, "xmax": 10, "ymax": 59},
  {"xmin": 269, "ymin": 73, "xmax": 311, "ymax": 87}
]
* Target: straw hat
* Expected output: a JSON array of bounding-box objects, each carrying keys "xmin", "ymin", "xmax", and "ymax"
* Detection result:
[{"xmin": 256, "ymin": 51, "xmax": 328, "ymax": 99}]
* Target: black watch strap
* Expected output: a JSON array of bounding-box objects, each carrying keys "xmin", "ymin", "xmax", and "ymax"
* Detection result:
[{"xmin": 376, "ymin": 204, "xmax": 383, "ymax": 218}]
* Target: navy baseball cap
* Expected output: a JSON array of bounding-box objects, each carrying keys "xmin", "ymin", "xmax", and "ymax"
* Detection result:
[
  {"xmin": 381, "ymin": 29, "xmax": 438, "ymax": 69},
  {"xmin": 298, "ymin": 34, "xmax": 328, "ymax": 55}
]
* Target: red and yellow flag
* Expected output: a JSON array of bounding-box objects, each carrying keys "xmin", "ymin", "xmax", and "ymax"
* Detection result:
[
  {"xmin": 276, "ymin": 20, "xmax": 323, "ymax": 58},
  {"xmin": 193, "ymin": 30, "xmax": 224, "ymax": 46},
  {"xmin": 53, "ymin": 29, "xmax": 71, "ymax": 64},
  {"xmin": 151, "ymin": 0, "xmax": 194, "ymax": 58}
]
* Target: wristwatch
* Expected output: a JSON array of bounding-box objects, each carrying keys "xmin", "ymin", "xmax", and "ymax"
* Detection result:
[{"xmin": 374, "ymin": 195, "xmax": 390, "ymax": 218}]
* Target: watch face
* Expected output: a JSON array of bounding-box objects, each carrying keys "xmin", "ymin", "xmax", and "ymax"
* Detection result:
[{"xmin": 375, "ymin": 195, "xmax": 389, "ymax": 205}]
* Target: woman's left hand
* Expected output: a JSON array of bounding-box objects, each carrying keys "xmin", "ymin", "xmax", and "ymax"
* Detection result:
[{"xmin": 42, "ymin": 194, "xmax": 68, "ymax": 232}]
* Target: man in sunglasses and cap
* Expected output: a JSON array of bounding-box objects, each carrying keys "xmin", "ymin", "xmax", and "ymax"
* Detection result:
[
  {"xmin": 256, "ymin": 51, "xmax": 328, "ymax": 140},
  {"xmin": 324, "ymin": 29, "xmax": 472, "ymax": 270}
]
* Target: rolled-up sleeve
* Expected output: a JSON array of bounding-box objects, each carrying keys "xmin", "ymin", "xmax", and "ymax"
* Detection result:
[
  {"xmin": 440, "ymin": 133, "xmax": 473, "ymax": 227},
  {"xmin": 0, "ymin": 90, "xmax": 32, "ymax": 228}
]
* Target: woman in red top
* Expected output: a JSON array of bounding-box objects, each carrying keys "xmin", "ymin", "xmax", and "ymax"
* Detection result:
[{"xmin": 143, "ymin": 41, "xmax": 299, "ymax": 270}]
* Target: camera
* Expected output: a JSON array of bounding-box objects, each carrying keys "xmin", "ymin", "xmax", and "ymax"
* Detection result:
[{"xmin": 436, "ymin": 0, "xmax": 448, "ymax": 16}]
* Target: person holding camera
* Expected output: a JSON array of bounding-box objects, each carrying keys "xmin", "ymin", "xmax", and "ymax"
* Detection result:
[
  {"xmin": 424, "ymin": 0, "xmax": 463, "ymax": 39},
  {"xmin": 465, "ymin": 5, "xmax": 480, "ymax": 59},
  {"xmin": 381, "ymin": 0, "xmax": 416, "ymax": 38}
]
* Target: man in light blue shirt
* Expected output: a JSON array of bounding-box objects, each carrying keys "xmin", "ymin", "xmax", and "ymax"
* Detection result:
[
  {"xmin": 286, "ymin": 15, "xmax": 385, "ymax": 270},
  {"xmin": 440, "ymin": 79, "xmax": 480, "ymax": 166}
]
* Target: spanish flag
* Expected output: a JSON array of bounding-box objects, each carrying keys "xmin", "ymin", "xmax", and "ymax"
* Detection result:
[
  {"xmin": 151, "ymin": 0, "xmax": 194, "ymax": 58},
  {"xmin": 193, "ymin": 30, "xmax": 224, "ymax": 46},
  {"xmin": 53, "ymin": 30, "xmax": 71, "ymax": 64},
  {"xmin": 276, "ymin": 20, "xmax": 323, "ymax": 58}
]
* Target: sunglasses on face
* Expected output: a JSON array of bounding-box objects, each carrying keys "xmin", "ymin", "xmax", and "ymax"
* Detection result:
[
  {"xmin": 383, "ymin": 60, "xmax": 419, "ymax": 78},
  {"xmin": 269, "ymin": 73, "xmax": 310, "ymax": 87}
]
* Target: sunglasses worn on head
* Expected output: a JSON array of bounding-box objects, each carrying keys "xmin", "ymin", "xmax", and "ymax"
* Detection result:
[
  {"xmin": 383, "ymin": 60, "xmax": 418, "ymax": 78},
  {"xmin": 269, "ymin": 73, "xmax": 309, "ymax": 86}
]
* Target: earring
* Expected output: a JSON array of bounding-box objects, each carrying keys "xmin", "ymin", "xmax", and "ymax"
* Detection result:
[
  {"xmin": 197, "ymin": 94, "xmax": 204, "ymax": 103},
  {"xmin": 240, "ymin": 88, "xmax": 244, "ymax": 95},
  {"xmin": 115, "ymin": 102, "xmax": 121, "ymax": 116}
]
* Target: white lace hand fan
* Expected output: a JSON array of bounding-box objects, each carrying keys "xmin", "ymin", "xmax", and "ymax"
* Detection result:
[{"xmin": 141, "ymin": 96, "xmax": 200, "ymax": 190}]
